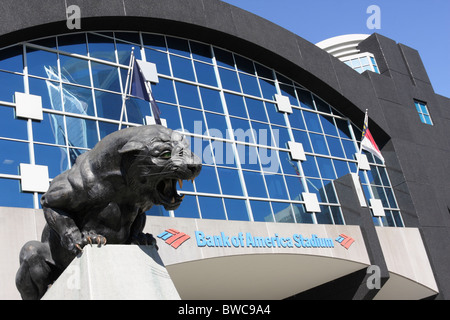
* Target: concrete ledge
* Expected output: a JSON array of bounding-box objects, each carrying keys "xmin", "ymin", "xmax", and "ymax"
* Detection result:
[{"xmin": 42, "ymin": 245, "xmax": 180, "ymax": 300}]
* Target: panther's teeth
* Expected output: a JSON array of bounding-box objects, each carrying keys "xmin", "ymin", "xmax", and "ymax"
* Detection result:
[
  {"xmin": 191, "ymin": 178, "xmax": 194, "ymax": 183},
  {"xmin": 171, "ymin": 197, "xmax": 176, "ymax": 204},
  {"xmin": 178, "ymin": 179, "xmax": 183, "ymax": 189},
  {"xmin": 180, "ymin": 194, "xmax": 185, "ymax": 200}
]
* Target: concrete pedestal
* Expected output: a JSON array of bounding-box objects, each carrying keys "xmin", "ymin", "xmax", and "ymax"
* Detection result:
[{"xmin": 42, "ymin": 245, "xmax": 180, "ymax": 300}]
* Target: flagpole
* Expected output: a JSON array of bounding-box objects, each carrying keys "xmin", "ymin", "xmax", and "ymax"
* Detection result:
[
  {"xmin": 355, "ymin": 109, "xmax": 368, "ymax": 177},
  {"xmin": 118, "ymin": 47, "xmax": 135, "ymax": 130}
]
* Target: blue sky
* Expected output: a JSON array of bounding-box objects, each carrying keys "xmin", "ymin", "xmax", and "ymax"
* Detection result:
[{"xmin": 222, "ymin": 0, "xmax": 450, "ymax": 98}]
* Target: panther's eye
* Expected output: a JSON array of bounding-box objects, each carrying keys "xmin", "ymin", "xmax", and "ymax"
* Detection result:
[{"xmin": 160, "ymin": 151, "xmax": 172, "ymax": 159}]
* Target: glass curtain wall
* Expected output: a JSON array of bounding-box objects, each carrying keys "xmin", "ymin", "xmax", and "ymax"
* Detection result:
[{"xmin": 0, "ymin": 31, "xmax": 403, "ymax": 227}]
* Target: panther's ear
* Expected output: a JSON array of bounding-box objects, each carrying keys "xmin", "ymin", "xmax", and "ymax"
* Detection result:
[{"xmin": 118, "ymin": 141, "xmax": 146, "ymax": 154}]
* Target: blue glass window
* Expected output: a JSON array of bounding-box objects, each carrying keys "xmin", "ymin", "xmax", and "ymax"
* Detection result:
[
  {"xmin": 272, "ymin": 202, "xmax": 295, "ymax": 223},
  {"xmin": 235, "ymin": 55, "xmax": 255, "ymax": 75},
  {"xmin": 0, "ymin": 46, "xmax": 23, "ymax": 73},
  {"xmin": 116, "ymin": 40, "xmax": 141, "ymax": 66},
  {"xmin": 91, "ymin": 62, "xmax": 121, "ymax": 92},
  {"xmin": 264, "ymin": 173, "xmax": 289, "ymax": 199},
  {"xmin": 272, "ymin": 125, "xmax": 291, "ymax": 149},
  {"xmin": 414, "ymin": 100, "xmax": 433, "ymax": 125},
  {"xmin": 152, "ymin": 78, "xmax": 176, "ymax": 104},
  {"xmin": 309, "ymin": 133, "xmax": 329, "ymax": 155},
  {"xmin": 166, "ymin": 37, "xmax": 190, "ymax": 57},
  {"xmin": 242, "ymin": 170, "xmax": 267, "ymax": 198},
  {"xmin": 258, "ymin": 78, "xmax": 277, "ymax": 100},
  {"xmin": 293, "ymin": 203, "xmax": 313, "ymax": 224},
  {"xmin": 250, "ymin": 200, "xmax": 273, "ymax": 222},
  {"xmin": 0, "ymin": 71, "xmax": 24, "ymax": 102},
  {"xmin": 33, "ymin": 112, "xmax": 65, "ymax": 145},
  {"xmin": 320, "ymin": 115, "xmax": 338, "ymax": 136},
  {"xmin": 303, "ymin": 111, "xmax": 322, "ymax": 133},
  {"xmin": 125, "ymin": 97, "xmax": 150, "ymax": 125},
  {"xmin": 98, "ymin": 121, "xmax": 119, "ymax": 139},
  {"xmin": 230, "ymin": 118, "xmax": 255, "ymax": 143},
  {"xmin": 194, "ymin": 165, "xmax": 220, "ymax": 194},
  {"xmin": 251, "ymin": 122, "xmax": 274, "ymax": 147},
  {"xmin": 180, "ymin": 107, "xmax": 204, "ymax": 133},
  {"xmin": 219, "ymin": 68, "xmax": 240, "ymax": 92},
  {"xmin": 34, "ymin": 144, "xmax": 69, "ymax": 178},
  {"xmin": 316, "ymin": 206, "xmax": 334, "ymax": 225},
  {"xmin": 224, "ymin": 93, "xmax": 247, "ymax": 118},
  {"xmin": 297, "ymin": 89, "xmax": 314, "ymax": 110},
  {"xmin": 245, "ymin": 97, "xmax": 267, "ymax": 123},
  {"xmin": 190, "ymin": 41, "xmax": 213, "ymax": 63},
  {"xmin": 214, "ymin": 48, "xmax": 234, "ymax": 69},
  {"xmin": 194, "ymin": 61, "xmax": 217, "ymax": 87},
  {"xmin": 239, "ymin": 73, "xmax": 260, "ymax": 97},
  {"xmin": 341, "ymin": 139, "xmax": 357, "ymax": 159},
  {"xmin": 217, "ymin": 167, "xmax": 243, "ymax": 196},
  {"xmin": 66, "ymin": 116, "xmax": 98, "ymax": 149},
  {"xmin": 87, "ymin": 33, "xmax": 116, "ymax": 62},
  {"xmin": 326, "ymin": 136, "xmax": 345, "ymax": 158},
  {"xmin": 157, "ymin": 103, "xmax": 181, "ymax": 130},
  {"xmin": 95, "ymin": 90, "xmax": 122, "ymax": 120},
  {"xmin": 333, "ymin": 159, "xmax": 351, "ymax": 178},
  {"xmin": 0, "ymin": 106, "xmax": 27, "ymax": 140},
  {"xmin": 63, "ymin": 84, "xmax": 95, "ymax": 116},
  {"xmin": 26, "ymin": 48, "xmax": 57, "ymax": 79},
  {"xmin": 236, "ymin": 145, "xmax": 260, "ymax": 171},
  {"xmin": 142, "ymin": 34, "xmax": 166, "ymax": 51},
  {"xmin": 145, "ymin": 49, "xmax": 170, "ymax": 76},
  {"xmin": 279, "ymin": 151, "xmax": 300, "ymax": 176},
  {"xmin": 29, "ymin": 77, "xmax": 62, "ymax": 111},
  {"xmin": 58, "ymin": 33, "xmax": 88, "ymax": 55},
  {"xmin": 303, "ymin": 156, "xmax": 320, "ymax": 178},
  {"xmin": 174, "ymin": 195, "xmax": 200, "ymax": 219},
  {"xmin": 175, "ymin": 82, "xmax": 201, "ymax": 109},
  {"xmin": 259, "ymin": 147, "xmax": 281, "ymax": 173},
  {"xmin": 279, "ymin": 84, "xmax": 298, "ymax": 106},
  {"xmin": 59, "ymin": 55, "xmax": 90, "ymax": 86},
  {"xmin": 266, "ymin": 102, "xmax": 286, "ymax": 126},
  {"xmin": 198, "ymin": 196, "xmax": 226, "ymax": 220},
  {"xmin": 170, "ymin": 55, "xmax": 195, "ymax": 81},
  {"xmin": 335, "ymin": 118, "xmax": 352, "ymax": 139},
  {"xmin": 0, "ymin": 140, "xmax": 29, "ymax": 174},
  {"xmin": 292, "ymin": 129, "xmax": 312, "ymax": 152},
  {"xmin": 314, "ymin": 97, "xmax": 330, "ymax": 113},
  {"xmin": 224, "ymin": 198, "xmax": 250, "ymax": 221},
  {"xmin": 0, "ymin": 178, "xmax": 33, "ymax": 208},
  {"xmin": 205, "ymin": 112, "xmax": 228, "ymax": 138},
  {"xmin": 284, "ymin": 175, "xmax": 305, "ymax": 201},
  {"xmin": 200, "ymin": 87, "xmax": 223, "ymax": 113}
]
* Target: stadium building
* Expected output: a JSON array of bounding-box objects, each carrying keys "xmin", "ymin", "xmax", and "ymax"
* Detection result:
[{"xmin": 0, "ymin": 0, "xmax": 448, "ymax": 300}]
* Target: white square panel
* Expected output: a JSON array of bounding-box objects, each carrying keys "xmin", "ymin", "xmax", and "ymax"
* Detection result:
[
  {"xmin": 145, "ymin": 116, "xmax": 167, "ymax": 127},
  {"xmin": 302, "ymin": 192, "xmax": 321, "ymax": 213},
  {"xmin": 274, "ymin": 94, "xmax": 292, "ymax": 114},
  {"xmin": 287, "ymin": 141, "xmax": 306, "ymax": 161},
  {"xmin": 20, "ymin": 164, "xmax": 49, "ymax": 193},
  {"xmin": 14, "ymin": 92, "xmax": 43, "ymax": 120},
  {"xmin": 355, "ymin": 153, "xmax": 371, "ymax": 171},
  {"xmin": 136, "ymin": 59, "xmax": 159, "ymax": 84},
  {"xmin": 370, "ymin": 198, "xmax": 385, "ymax": 217}
]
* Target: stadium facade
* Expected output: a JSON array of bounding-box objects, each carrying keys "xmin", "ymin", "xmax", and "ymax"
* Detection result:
[{"xmin": 0, "ymin": 0, "xmax": 448, "ymax": 300}]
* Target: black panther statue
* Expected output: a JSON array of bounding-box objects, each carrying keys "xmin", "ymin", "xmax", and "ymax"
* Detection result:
[{"xmin": 15, "ymin": 125, "xmax": 201, "ymax": 300}]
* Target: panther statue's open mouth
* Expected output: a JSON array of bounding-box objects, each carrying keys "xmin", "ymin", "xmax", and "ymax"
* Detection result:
[{"xmin": 156, "ymin": 178, "xmax": 188, "ymax": 210}]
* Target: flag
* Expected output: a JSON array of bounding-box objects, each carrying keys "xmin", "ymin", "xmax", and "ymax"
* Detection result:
[
  {"xmin": 130, "ymin": 59, "xmax": 150, "ymax": 101},
  {"xmin": 130, "ymin": 59, "xmax": 162, "ymax": 125},
  {"xmin": 360, "ymin": 111, "xmax": 384, "ymax": 162}
]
